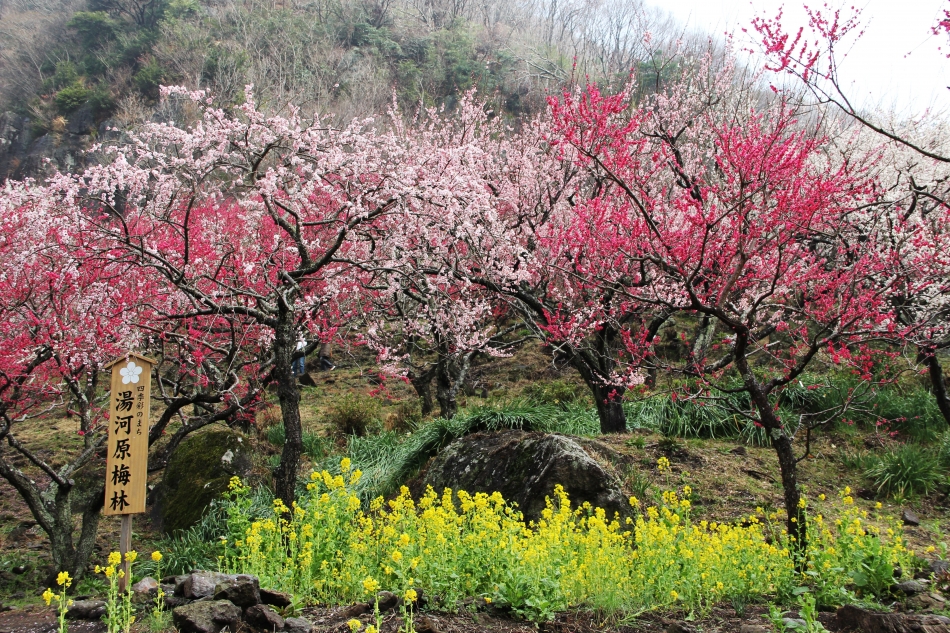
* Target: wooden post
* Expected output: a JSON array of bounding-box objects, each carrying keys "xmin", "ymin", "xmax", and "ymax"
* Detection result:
[
  {"xmin": 118, "ymin": 514, "xmax": 132, "ymax": 593},
  {"xmin": 103, "ymin": 352, "xmax": 156, "ymax": 593}
]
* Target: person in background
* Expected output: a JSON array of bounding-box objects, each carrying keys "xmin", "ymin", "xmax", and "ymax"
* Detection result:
[
  {"xmin": 319, "ymin": 341, "xmax": 335, "ymax": 371},
  {"xmin": 293, "ymin": 335, "xmax": 307, "ymax": 376}
]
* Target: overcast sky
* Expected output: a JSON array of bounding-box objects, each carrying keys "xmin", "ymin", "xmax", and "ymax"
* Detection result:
[{"xmin": 657, "ymin": 0, "xmax": 950, "ymax": 116}]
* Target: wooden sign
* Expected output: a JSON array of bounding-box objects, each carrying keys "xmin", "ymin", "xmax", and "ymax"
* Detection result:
[{"xmin": 103, "ymin": 353, "xmax": 155, "ymax": 516}]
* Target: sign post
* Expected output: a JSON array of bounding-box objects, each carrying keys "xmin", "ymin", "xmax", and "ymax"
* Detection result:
[{"xmin": 103, "ymin": 352, "xmax": 156, "ymax": 591}]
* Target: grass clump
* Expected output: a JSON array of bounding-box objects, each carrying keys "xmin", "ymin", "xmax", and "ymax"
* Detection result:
[{"xmin": 864, "ymin": 444, "xmax": 944, "ymax": 500}]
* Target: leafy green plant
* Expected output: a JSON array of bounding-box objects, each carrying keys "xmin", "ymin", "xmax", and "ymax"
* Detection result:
[{"xmin": 865, "ymin": 443, "xmax": 942, "ymax": 499}]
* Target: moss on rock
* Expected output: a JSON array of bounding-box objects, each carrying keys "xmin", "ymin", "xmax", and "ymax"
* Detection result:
[{"xmin": 154, "ymin": 428, "xmax": 251, "ymax": 535}]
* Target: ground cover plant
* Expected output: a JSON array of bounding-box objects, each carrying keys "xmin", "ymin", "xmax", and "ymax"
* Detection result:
[{"xmin": 217, "ymin": 459, "xmax": 914, "ymax": 623}]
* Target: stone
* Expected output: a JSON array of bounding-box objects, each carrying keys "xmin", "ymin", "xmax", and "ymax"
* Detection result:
[
  {"xmin": 902, "ymin": 509, "xmax": 921, "ymax": 527},
  {"xmin": 133, "ymin": 577, "xmax": 160, "ymax": 595},
  {"xmin": 893, "ymin": 579, "xmax": 927, "ymax": 595},
  {"xmin": 375, "ymin": 591, "xmax": 399, "ymax": 612},
  {"xmin": 783, "ymin": 618, "xmax": 807, "ymax": 629},
  {"xmin": 173, "ymin": 600, "xmax": 243, "ymax": 633},
  {"xmin": 339, "ymin": 603, "xmax": 370, "ymax": 618},
  {"xmin": 666, "ymin": 624, "xmax": 695, "ymax": 633},
  {"xmin": 298, "ymin": 372, "xmax": 318, "ymax": 387},
  {"xmin": 930, "ymin": 560, "xmax": 950, "ymax": 576},
  {"xmin": 729, "ymin": 446, "xmax": 747, "ymax": 456},
  {"xmin": 415, "ymin": 615, "xmax": 442, "ymax": 633},
  {"xmin": 283, "ymin": 617, "xmax": 312, "ymax": 633},
  {"xmin": 153, "ymin": 429, "xmax": 252, "ymax": 534},
  {"xmin": 245, "ymin": 604, "xmax": 285, "ymax": 631},
  {"xmin": 180, "ymin": 572, "xmax": 233, "ymax": 599},
  {"xmin": 260, "ymin": 588, "xmax": 293, "ymax": 608},
  {"xmin": 66, "ymin": 599, "xmax": 106, "ymax": 620},
  {"xmin": 835, "ymin": 604, "xmax": 950, "ymax": 633},
  {"xmin": 66, "ymin": 105, "xmax": 95, "ymax": 136},
  {"xmin": 421, "ymin": 430, "xmax": 632, "ymax": 523},
  {"xmin": 213, "ymin": 574, "xmax": 261, "ymax": 608},
  {"xmin": 739, "ymin": 627, "xmax": 770, "ymax": 633}
]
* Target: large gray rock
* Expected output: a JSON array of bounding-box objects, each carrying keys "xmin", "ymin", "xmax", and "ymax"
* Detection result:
[
  {"xmin": 213, "ymin": 574, "xmax": 261, "ymax": 608},
  {"xmin": 421, "ymin": 430, "xmax": 631, "ymax": 523},
  {"xmin": 179, "ymin": 572, "xmax": 233, "ymax": 599},
  {"xmin": 173, "ymin": 600, "xmax": 242, "ymax": 633},
  {"xmin": 66, "ymin": 599, "xmax": 106, "ymax": 620},
  {"xmin": 152, "ymin": 428, "xmax": 251, "ymax": 534}
]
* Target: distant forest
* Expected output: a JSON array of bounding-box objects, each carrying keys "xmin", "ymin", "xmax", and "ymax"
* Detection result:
[{"xmin": 0, "ymin": 0, "xmax": 714, "ymax": 131}]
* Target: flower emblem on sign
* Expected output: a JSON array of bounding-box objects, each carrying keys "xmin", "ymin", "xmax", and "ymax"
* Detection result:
[{"xmin": 119, "ymin": 361, "xmax": 143, "ymax": 384}]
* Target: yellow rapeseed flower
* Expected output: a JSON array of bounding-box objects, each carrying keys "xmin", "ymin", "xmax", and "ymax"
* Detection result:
[
  {"xmin": 404, "ymin": 588, "xmax": 417, "ymax": 603},
  {"xmin": 151, "ymin": 551, "xmax": 163, "ymax": 562},
  {"xmin": 42, "ymin": 588, "xmax": 54, "ymax": 606},
  {"xmin": 56, "ymin": 571, "xmax": 71, "ymax": 587},
  {"xmin": 346, "ymin": 618, "xmax": 361, "ymax": 631},
  {"xmin": 108, "ymin": 551, "xmax": 121, "ymax": 566}
]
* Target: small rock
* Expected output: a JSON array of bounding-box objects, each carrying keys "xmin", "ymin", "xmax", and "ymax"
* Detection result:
[
  {"xmin": 739, "ymin": 626, "xmax": 770, "ymax": 633},
  {"xmin": 11, "ymin": 566, "xmax": 26, "ymax": 575},
  {"xmin": 283, "ymin": 617, "xmax": 312, "ymax": 633},
  {"xmin": 375, "ymin": 591, "xmax": 399, "ymax": 612},
  {"xmin": 415, "ymin": 615, "xmax": 442, "ymax": 633},
  {"xmin": 665, "ymin": 624, "xmax": 694, "ymax": 633},
  {"xmin": 783, "ymin": 618, "xmax": 807, "ymax": 629},
  {"xmin": 245, "ymin": 604, "xmax": 285, "ymax": 631},
  {"xmin": 173, "ymin": 600, "xmax": 242, "ymax": 633},
  {"xmin": 339, "ymin": 603, "xmax": 370, "ymax": 619},
  {"xmin": 931, "ymin": 560, "xmax": 950, "ymax": 576},
  {"xmin": 164, "ymin": 595, "xmax": 190, "ymax": 608},
  {"xmin": 133, "ymin": 577, "xmax": 160, "ymax": 595},
  {"xmin": 729, "ymin": 446, "xmax": 747, "ymax": 456},
  {"xmin": 902, "ymin": 509, "xmax": 920, "ymax": 526},
  {"xmin": 260, "ymin": 588, "xmax": 293, "ymax": 608},
  {"xmin": 213, "ymin": 574, "xmax": 261, "ymax": 608},
  {"xmin": 893, "ymin": 579, "xmax": 926, "ymax": 595},
  {"xmin": 66, "ymin": 599, "xmax": 106, "ymax": 620},
  {"xmin": 836, "ymin": 604, "xmax": 950, "ymax": 633}
]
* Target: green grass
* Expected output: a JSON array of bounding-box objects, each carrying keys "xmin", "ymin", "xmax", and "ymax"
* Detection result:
[{"xmin": 865, "ymin": 443, "xmax": 945, "ymax": 500}]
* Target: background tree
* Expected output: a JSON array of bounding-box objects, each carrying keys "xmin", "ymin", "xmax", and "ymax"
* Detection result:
[{"xmin": 544, "ymin": 75, "xmax": 893, "ymax": 550}]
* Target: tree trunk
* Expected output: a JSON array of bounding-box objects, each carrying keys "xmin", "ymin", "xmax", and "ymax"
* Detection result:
[
  {"xmin": 273, "ymin": 317, "xmax": 303, "ymax": 509},
  {"xmin": 593, "ymin": 389, "xmax": 627, "ymax": 433},
  {"xmin": 768, "ymin": 418, "xmax": 806, "ymax": 558},
  {"xmin": 735, "ymin": 331, "xmax": 805, "ymax": 559},
  {"xmin": 922, "ymin": 346, "xmax": 950, "ymax": 427},
  {"xmin": 46, "ymin": 482, "xmax": 104, "ymax": 585},
  {"xmin": 435, "ymin": 352, "xmax": 471, "ymax": 420},
  {"xmin": 569, "ymin": 351, "xmax": 627, "ymax": 433},
  {"xmin": 408, "ymin": 367, "xmax": 435, "ymax": 417}
]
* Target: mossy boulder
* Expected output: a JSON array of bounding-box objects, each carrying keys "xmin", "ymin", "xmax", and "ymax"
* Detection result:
[
  {"xmin": 154, "ymin": 429, "xmax": 251, "ymax": 534},
  {"xmin": 421, "ymin": 430, "xmax": 631, "ymax": 523}
]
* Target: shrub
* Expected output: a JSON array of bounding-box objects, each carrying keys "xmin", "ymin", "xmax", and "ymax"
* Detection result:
[
  {"xmin": 54, "ymin": 83, "xmax": 91, "ymax": 114},
  {"xmin": 323, "ymin": 393, "xmax": 381, "ymax": 437},
  {"xmin": 865, "ymin": 444, "xmax": 943, "ymax": 499}
]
